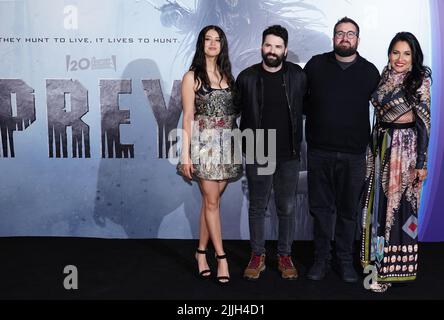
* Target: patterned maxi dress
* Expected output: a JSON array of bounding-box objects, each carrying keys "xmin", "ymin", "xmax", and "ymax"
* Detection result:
[
  {"xmin": 361, "ymin": 67, "xmax": 431, "ymax": 283},
  {"xmin": 179, "ymin": 84, "xmax": 243, "ymax": 181}
]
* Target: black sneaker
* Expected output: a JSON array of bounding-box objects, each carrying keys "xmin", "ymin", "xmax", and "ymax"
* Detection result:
[
  {"xmin": 306, "ymin": 260, "xmax": 330, "ymax": 281},
  {"xmin": 337, "ymin": 262, "xmax": 358, "ymax": 283}
]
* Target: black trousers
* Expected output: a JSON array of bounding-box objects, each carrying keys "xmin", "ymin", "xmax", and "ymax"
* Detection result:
[
  {"xmin": 307, "ymin": 148, "xmax": 366, "ymax": 263},
  {"xmin": 246, "ymin": 159, "xmax": 300, "ymax": 256}
]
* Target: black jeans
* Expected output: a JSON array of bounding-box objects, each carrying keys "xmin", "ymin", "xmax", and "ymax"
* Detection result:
[
  {"xmin": 246, "ymin": 159, "xmax": 300, "ymax": 256},
  {"xmin": 307, "ymin": 148, "xmax": 365, "ymax": 263}
]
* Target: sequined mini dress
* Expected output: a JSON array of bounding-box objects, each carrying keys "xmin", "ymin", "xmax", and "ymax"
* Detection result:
[{"xmin": 179, "ymin": 84, "xmax": 243, "ymax": 181}]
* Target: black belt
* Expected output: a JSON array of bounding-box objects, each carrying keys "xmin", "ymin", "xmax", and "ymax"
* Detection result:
[{"xmin": 379, "ymin": 121, "xmax": 415, "ymax": 129}]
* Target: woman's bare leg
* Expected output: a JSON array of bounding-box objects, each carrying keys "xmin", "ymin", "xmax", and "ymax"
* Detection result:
[
  {"xmin": 200, "ymin": 179, "xmax": 229, "ymax": 281},
  {"xmin": 196, "ymin": 202, "xmax": 211, "ymax": 275}
]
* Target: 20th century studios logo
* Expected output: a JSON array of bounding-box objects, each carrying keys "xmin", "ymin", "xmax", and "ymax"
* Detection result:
[{"xmin": 66, "ymin": 55, "xmax": 116, "ymax": 72}]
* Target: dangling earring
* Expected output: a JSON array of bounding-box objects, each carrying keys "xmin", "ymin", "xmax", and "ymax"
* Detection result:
[
  {"xmin": 387, "ymin": 61, "xmax": 392, "ymax": 70},
  {"xmin": 408, "ymin": 65, "xmax": 412, "ymax": 72}
]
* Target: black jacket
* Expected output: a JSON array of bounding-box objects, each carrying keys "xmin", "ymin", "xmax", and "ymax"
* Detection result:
[{"xmin": 234, "ymin": 62, "xmax": 307, "ymax": 158}]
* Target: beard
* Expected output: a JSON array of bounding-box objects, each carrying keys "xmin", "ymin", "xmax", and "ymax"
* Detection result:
[
  {"xmin": 261, "ymin": 51, "xmax": 286, "ymax": 68},
  {"xmin": 334, "ymin": 41, "xmax": 358, "ymax": 57}
]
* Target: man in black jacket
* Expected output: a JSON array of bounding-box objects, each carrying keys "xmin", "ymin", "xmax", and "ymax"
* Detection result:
[
  {"xmin": 304, "ymin": 17, "xmax": 380, "ymax": 282},
  {"xmin": 235, "ymin": 25, "xmax": 307, "ymax": 281}
]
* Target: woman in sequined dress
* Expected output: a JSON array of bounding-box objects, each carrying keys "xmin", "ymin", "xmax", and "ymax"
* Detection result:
[
  {"xmin": 361, "ymin": 32, "xmax": 432, "ymax": 292},
  {"xmin": 178, "ymin": 25, "xmax": 242, "ymax": 284}
]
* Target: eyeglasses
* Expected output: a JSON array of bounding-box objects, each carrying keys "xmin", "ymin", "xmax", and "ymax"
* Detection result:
[{"xmin": 334, "ymin": 31, "xmax": 358, "ymax": 39}]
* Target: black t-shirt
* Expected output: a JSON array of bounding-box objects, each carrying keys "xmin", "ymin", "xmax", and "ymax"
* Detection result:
[
  {"xmin": 260, "ymin": 66, "xmax": 293, "ymax": 161},
  {"xmin": 336, "ymin": 57, "xmax": 357, "ymax": 70}
]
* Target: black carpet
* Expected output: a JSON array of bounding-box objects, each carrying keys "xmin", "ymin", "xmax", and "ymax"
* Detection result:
[{"xmin": 0, "ymin": 237, "xmax": 443, "ymax": 302}]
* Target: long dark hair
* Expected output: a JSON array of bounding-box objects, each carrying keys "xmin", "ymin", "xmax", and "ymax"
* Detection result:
[
  {"xmin": 387, "ymin": 32, "xmax": 432, "ymax": 106},
  {"xmin": 189, "ymin": 25, "xmax": 234, "ymax": 89}
]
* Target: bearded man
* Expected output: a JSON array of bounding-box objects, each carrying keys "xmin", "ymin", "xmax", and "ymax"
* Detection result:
[
  {"xmin": 235, "ymin": 25, "xmax": 307, "ymax": 281},
  {"xmin": 303, "ymin": 17, "xmax": 380, "ymax": 282}
]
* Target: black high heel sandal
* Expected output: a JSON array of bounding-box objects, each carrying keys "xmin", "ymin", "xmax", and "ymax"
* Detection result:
[
  {"xmin": 196, "ymin": 248, "xmax": 211, "ymax": 279},
  {"xmin": 215, "ymin": 254, "xmax": 230, "ymax": 285}
]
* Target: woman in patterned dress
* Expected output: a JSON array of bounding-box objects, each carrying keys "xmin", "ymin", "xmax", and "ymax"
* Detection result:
[
  {"xmin": 178, "ymin": 25, "xmax": 242, "ymax": 284},
  {"xmin": 361, "ymin": 32, "xmax": 432, "ymax": 292}
]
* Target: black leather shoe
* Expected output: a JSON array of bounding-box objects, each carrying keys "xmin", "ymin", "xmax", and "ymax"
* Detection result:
[
  {"xmin": 337, "ymin": 262, "xmax": 358, "ymax": 283},
  {"xmin": 306, "ymin": 260, "xmax": 330, "ymax": 281}
]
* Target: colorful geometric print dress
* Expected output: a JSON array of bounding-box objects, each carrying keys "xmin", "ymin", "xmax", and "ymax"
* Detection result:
[
  {"xmin": 361, "ymin": 67, "xmax": 431, "ymax": 283},
  {"xmin": 179, "ymin": 84, "xmax": 243, "ymax": 181}
]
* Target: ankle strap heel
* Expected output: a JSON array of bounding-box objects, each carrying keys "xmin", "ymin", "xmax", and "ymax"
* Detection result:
[
  {"xmin": 215, "ymin": 253, "xmax": 230, "ymax": 285},
  {"xmin": 195, "ymin": 248, "xmax": 211, "ymax": 279}
]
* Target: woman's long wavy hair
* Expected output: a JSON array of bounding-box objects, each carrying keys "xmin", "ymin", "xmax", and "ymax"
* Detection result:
[
  {"xmin": 387, "ymin": 32, "xmax": 432, "ymax": 106},
  {"xmin": 189, "ymin": 25, "xmax": 234, "ymax": 89}
]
